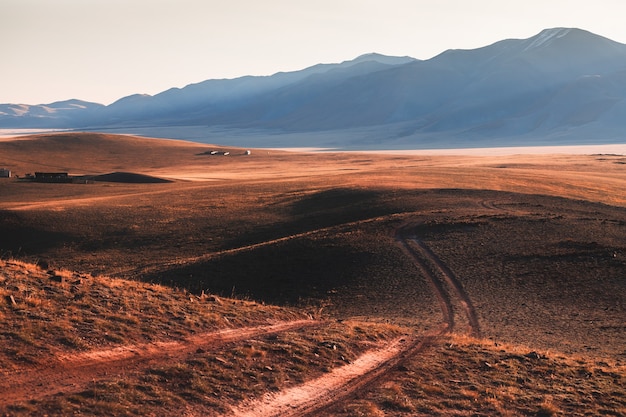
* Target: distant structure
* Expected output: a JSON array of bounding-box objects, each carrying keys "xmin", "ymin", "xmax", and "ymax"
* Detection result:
[
  {"xmin": 223, "ymin": 152, "xmax": 230, "ymax": 156},
  {"xmin": 34, "ymin": 172, "xmax": 71, "ymax": 183},
  {"xmin": 244, "ymin": 150, "xmax": 251, "ymax": 155},
  {"xmin": 0, "ymin": 168, "xmax": 10, "ymax": 178}
]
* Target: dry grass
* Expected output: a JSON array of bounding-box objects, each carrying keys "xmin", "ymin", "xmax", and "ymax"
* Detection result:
[
  {"xmin": 0, "ymin": 259, "xmax": 405, "ymax": 416},
  {"xmin": 1, "ymin": 133, "xmax": 626, "ymax": 415},
  {"xmin": 0, "ymin": 258, "xmax": 308, "ymax": 368},
  {"xmin": 327, "ymin": 334, "xmax": 626, "ymax": 416}
]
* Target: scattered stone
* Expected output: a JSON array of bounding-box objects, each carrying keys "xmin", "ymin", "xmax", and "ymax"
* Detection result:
[
  {"xmin": 264, "ymin": 366, "xmax": 273, "ymax": 372},
  {"xmin": 320, "ymin": 342, "xmax": 338, "ymax": 350},
  {"xmin": 36, "ymin": 260, "xmax": 49, "ymax": 270},
  {"xmin": 214, "ymin": 356, "xmax": 227, "ymax": 364},
  {"xmin": 525, "ymin": 351, "xmax": 541, "ymax": 360},
  {"xmin": 49, "ymin": 274, "xmax": 64, "ymax": 283}
]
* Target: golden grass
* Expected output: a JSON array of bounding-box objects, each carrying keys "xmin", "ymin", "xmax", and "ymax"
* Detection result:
[
  {"xmin": 325, "ymin": 334, "xmax": 626, "ymax": 416},
  {"xmin": 0, "ymin": 258, "xmax": 306, "ymax": 367},
  {"xmin": 0, "ymin": 258, "xmax": 406, "ymax": 416},
  {"xmin": 2, "ymin": 133, "xmax": 626, "ymax": 415}
]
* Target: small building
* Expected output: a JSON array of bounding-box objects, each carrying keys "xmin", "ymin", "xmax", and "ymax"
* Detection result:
[
  {"xmin": 34, "ymin": 172, "xmax": 71, "ymax": 183},
  {"xmin": 0, "ymin": 168, "xmax": 10, "ymax": 178}
]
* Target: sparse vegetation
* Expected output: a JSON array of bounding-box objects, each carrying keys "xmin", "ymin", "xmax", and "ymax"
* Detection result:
[
  {"xmin": 326, "ymin": 335, "xmax": 626, "ymax": 416},
  {"xmin": 1, "ymin": 133, "xmax": 626, "ymax": 415}
]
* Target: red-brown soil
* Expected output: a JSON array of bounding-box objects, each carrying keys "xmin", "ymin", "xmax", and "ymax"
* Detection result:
[{"xmin": 1, "ymin": 132, "xmax": 625, "ymax": 416}]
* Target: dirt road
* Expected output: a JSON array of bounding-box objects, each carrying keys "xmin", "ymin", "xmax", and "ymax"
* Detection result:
[
  {"xmin": 226, "ymin": 222, "xmax": 481, "ymax": 416},
  {"xmin": 1, "ymin": 217, "xmax": 482, "ymax": 416},
  {"xmin": 0, "ymin": 320, "xmax": 320, "ymax": 407}
]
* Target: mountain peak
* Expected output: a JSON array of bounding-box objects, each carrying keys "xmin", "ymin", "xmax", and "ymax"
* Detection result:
[
  {"xmin": 523, "ymin": 27, "xmax": 577, "ymax": 51},
  {"xmin": 350, "ymin": 53, "xmax": 416, "ymax": 65}
]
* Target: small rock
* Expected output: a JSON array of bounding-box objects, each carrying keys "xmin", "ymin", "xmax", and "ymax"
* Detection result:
[
  {"xmin": 49, "ymin": 274, "xmax": 64, "ymax": 283},
  {"xmin": 525, "ymin": 351, "xmax": 541, "ymax": 360}
]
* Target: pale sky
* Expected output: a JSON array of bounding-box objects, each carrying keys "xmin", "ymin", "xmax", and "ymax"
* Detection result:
[{"xmin": 2, "ymin": 0, "xmax": 626, "ymax": 105}]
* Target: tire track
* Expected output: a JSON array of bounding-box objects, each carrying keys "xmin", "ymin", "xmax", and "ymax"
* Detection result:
[
  {"xmin": 408, "ymin": 238, "xmax": 481, "ymax": 337},
  {"xmin": 230, "ymin": 331, "xmax": 447, "ymax": 417},
  {"xmin": 396, "ymin": 224, "xmax": 481, "ymax": 337},
  {"xmin": 0, "ymin": 320, "xmax": 321, "ymax": 406},
  {"xmin": 396, "ymin": 237, "xmax": 454, "ymax": 332},
  {"xmin": 229, "ymin": 219, "xmax": 477, "ymax": 417},
  {"xmin": 3, "ymin": 213, "xmax": 481, "ymax": 414},
  {"xmin": 120, "ymin": 212, "xmax": 416, "ymax": 278}
]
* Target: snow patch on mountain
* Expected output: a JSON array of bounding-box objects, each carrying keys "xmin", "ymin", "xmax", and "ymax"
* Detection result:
[{"xmin": 524, "ymin": 28, "xmax": 572, "ymax": 51}]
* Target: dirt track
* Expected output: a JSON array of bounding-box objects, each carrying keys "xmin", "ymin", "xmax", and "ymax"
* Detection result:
[
  {"xmin": 4, "ymin": 134, "xmax": 624, "ymax": 414},
  {"xmin": 224, "ymin": 222, "xmax": 481, "ymax": 416},
  {"xmin": 0, "ymin": 320, "xmax": 320, "ymax": 407},
  {"xmin": 0, "ymin": 218, "xmax": 481, "ymax": 416}
]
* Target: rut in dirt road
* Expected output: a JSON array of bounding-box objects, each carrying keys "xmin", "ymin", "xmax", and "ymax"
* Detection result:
[
  {"xmin": 396, "ymin": 225, "xmax": 481, "ymax": 337},
  {"xmin": 230, "ymin": 331, "xmax": 446, "ymax": 417},
  {"xmin": 229, "ymin": 220, "xmax": 476, "ymax": 417},
  {"xmin": 409, "ymin": 238, "xmax": 481, "ymax": 337},
  {"xmin": 0, "ymin": 320, "xmax": 321, "ymax": 407},
  {"xmin": 397, "ymin": 238, "xmax": 454, "ymax": 332}
]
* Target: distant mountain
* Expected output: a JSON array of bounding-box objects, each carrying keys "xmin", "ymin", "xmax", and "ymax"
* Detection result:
[
  {"xmin": 2, "ymin": 28, "xmax": 626, "ymax": 148},
  {"xmin": 0, "ymin": 99, "xmax": 104, "ymax": 128}
]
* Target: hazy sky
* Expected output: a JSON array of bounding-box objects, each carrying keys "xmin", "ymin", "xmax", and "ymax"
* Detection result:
[{"xmin": 3, "ymin": 0, "xmax": 626, "ymax": 105}]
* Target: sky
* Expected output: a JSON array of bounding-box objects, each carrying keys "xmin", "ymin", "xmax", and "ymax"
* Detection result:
[{"xmin": 2, "ymin": 0, "xmax": 626, "ymax": 106}]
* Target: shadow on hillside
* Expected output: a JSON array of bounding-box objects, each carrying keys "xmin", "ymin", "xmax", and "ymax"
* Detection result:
[
  {"xmin": 141, "ymin": 237, "xmax": 375, "ymax": 306},
  {"xmin": 88, "ymin": 172, "xmax": 172, "ymax": 183},
  {"xmin": 0, "ymin": 210, "xmax": 75, "ymax": 259}
]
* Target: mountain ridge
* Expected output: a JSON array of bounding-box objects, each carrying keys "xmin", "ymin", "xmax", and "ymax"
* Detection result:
[{"xmin": 2, "ymin": 28, "xmax": 626, "ymax": 148}]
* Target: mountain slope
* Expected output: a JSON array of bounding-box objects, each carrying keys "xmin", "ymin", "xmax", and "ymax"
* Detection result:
[
  {"xmin": 2, "ymin": 28, "xmax": 626, "ymax": 147},
  {"xmin": 0, "ymin": 99, "xmax": 104, "ymax": 128}
]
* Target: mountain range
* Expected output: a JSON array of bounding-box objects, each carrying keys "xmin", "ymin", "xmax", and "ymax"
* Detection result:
[{"xmin": 2, "ymin": 28, "xmax": 626, "ymax": 149}]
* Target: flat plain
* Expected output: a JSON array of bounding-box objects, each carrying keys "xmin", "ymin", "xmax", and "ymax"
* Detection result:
[{"xmin": 1, "ymin": 133, "xmax": 625, "ymax": 416}]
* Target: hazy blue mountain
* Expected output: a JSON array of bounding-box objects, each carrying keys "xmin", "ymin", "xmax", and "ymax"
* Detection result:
[
  {"xmin": 216, "ymin": 28, "xmax": 626, "ymax": 137},
  {"xmin": 0, "ymin": 99, "xmax": 104, "ymax": 128},
  {"xmin": 2, "ymin": 28, "xmax": 626, "ymax": 148},
  {"xmin": 88, "ymin": 53, "xmax": 417, "ymax": 127}
]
